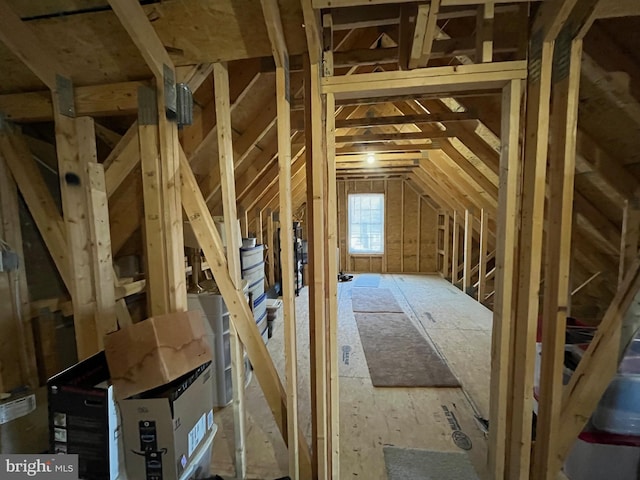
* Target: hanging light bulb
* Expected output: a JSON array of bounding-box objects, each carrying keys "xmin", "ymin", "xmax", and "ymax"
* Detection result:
[{"xmin": 367, "ymin": 154, "xmax": 375, "ymax": 164}]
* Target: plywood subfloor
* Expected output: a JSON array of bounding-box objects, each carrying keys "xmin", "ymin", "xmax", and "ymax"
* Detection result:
[{"xmin": 211, "ymin": 274, "xmax": 492, "ymax": 479}]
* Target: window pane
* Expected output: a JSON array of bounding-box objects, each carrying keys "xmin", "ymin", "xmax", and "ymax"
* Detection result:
[{"xmin": 348, "ymin": 193, "xmax": 385, "ymax": 254}]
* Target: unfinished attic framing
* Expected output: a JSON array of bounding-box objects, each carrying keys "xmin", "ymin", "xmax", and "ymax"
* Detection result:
[{"xmin": 0, "ymin": 0, "xmax": 639, "ymax": 479}]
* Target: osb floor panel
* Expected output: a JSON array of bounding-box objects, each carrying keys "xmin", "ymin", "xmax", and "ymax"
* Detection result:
[{"xmin": 211, "ymin": 274, "xmax": 493, "ymax": 479}]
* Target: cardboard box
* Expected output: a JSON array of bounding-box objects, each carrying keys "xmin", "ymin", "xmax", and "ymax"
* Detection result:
[
  {"xmin": 104, "ymin": 310, "xmax": 212, "ymax": 400},
  {"xmin": 119, "ymin": 362, "xmax": 215, "ymax": 480},
  {"xmin": 47, "ymin": 352, "xmax": 124, "ymax": 480}
]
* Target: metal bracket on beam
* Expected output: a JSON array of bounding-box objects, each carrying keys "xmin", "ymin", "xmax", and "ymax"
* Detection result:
[
  {"xmin": 163, "ymin": 64, "xmax": 177, "ymax": 122},
  {"xmin": 138, "ymin": 86, "xmax": 159, "ymax": 126},
  {"xmin": 55, "ymin": 75, "xmax": 76, "ymax": 118}
]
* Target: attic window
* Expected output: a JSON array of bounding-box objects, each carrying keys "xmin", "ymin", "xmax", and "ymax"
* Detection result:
[{"xmin": 348, "ymin": 194, "xmax": 384, "ymax": 255}]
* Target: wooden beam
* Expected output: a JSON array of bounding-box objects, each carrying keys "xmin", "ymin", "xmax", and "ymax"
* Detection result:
[
  {"xmin": 531, "ymin": 36, "xmax": 582, "ymax": 480},
  {"xmin": 301, "ymin": 0, "xmax": 323, "ymax": 65},
  {"xmin": 332, "ymin": 5, "xmax": 400, "ymax": 30},
  {"xmin": 0, "ymin": 81, "xmax": 144, "ymax": 123},
  {"xmin": 321, "ymin": 61, "xmax": 527, "ymax": 99},
  {"xmin": 137, "ymin": 86, "xmax": 170, "ymax": 316},
  {"xmin": 213, "ymin": 62, "xmax": 247, "ymax": 480},
  {"xmin": 619, "ymin": 199, "xmax": 640, "ymax": 286},
  {"xmin": 575, "ymin": 131, "xmax": 639, "ymax": 201},
  {"xmin": 451, "ymin": 210, "xmax": 460, "ymax": 282},
  {"xmin": 0, "ymin": 149, "xmax": 38, "ymax": 389},
  {"xmin": 313, "ymin": 0, "xmax": 539, "ymax": 6},
  {"xmin": 95, "ymin": 123, "xmax": 123, "ymax": 150},
  {"xmin": 463, "ymin": 209, "xmax": 474, "ymax": 292},
  {"xmin": 267, "ymin": 210, "xmax": 276, "ymax": 287},
  {"xmin": 305, "ymin": 57, "xmax": 329, "ymax": 480},
  {"xmin": 418, "ymin": 0, "xmax": 441, "ymax": 67},
  {"xmin": 106, "ymin": 67, "xmax": 224, "ymax": 255},
  {"xmin": 54, "ymin": 108, "xmax": 101, "ymax": 360},
  {"xmin": 409, "ymin": 3, "xmax": 431, "ymax": 69},
  {"xmin": 266, "ymin": 0, "xmax": 302, "ymax": 465},
  {"xmin": 573, "ymin": 192, "xmax": 621, "ymax": 250},
  {"xmin": 85, "ymin": 137, "xmax": 118, "ymax": 341},
  {"xmin": 504, "ymin": 31, "xmax": 553, "ymax": 478},
  {"xmin": 557, "ymin": 260, "xmax": 640, "ymax": 461},
  {"xmin": 398, "ymin": 4, "xmax": 418, "ymax": 71},
  {"xmin": 337, "ymin": 159, "xmax": 418, "ymax": 170},
  {"xmin": 336, "ymin": 131, "xmax": 451, "ymax": 144},
  {"xmin": 325, "ymin": 80, "xmax": 341, "ymax": 480},
  {"xmin": 261, "ymin": 0, "xmax": 289, "ymax": 69},
  {"xmin": 488, "ymin": 79, "xmax": 522, "ymax": 480},
  {"xmin": 475, "ymin": 2, "xmax": 495, "ymax": 62},
  {"xmin": 335, "ymin": 111, "xmax": 476, "ymax": 128},
  {"xmin": 255, "ymin": 209, "xmax": 264, "ymax": 244},
  {"xmin": 104, "ymin": 128, "xmax": 140, "ymax": 200},
  {"xmin": 478, "ymin": 209, "xmax": 489, "ymax": 302},
  {"xmin": 426, "ymin": 151, "xmax": 497, "ymax": 213},
  {"xmin": 333, "ymin": 47, "xmax": 398, "ymax": 67},
  {"xmin": 107, "ymin": 0, "xmax": 173, "ymax": 79},
  {"xmin": 0, "ymin": 131, "xmax": 71, "ymax": 290},
  {"xmin": 338, "ymin": 152, "xmax": 424, "ymax": 162},
  {"xmin": 440, "ymin": 140, "xmax": 498, "ymax": 199},
  {"xmin": 336, "ymin": 142, "xmax": 441, "ymax": 153},
  {"xmin": 179, "ymin": 152, "xmax": 312, "ymax": 474},
  {"xmin": 0, "ymin": 4, "xmax": 105, "ymax": 358},
  {"xmin": 443, "ymin": 211, "xmax": 451, "ymax": 277}
]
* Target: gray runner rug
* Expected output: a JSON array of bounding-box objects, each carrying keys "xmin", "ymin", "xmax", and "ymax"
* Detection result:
[
  {"xmin": 351, "ymin": 287, "xmax": 404, "ymax": 313},
  {"xmin": 355, "ymin": 312, "xmax": 460, "ymax": 387},
  {"xmin": 384, "ymin": 446, "xmax": 480, "ymax": 480}
]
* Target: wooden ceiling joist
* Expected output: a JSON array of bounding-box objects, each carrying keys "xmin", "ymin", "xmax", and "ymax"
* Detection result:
[
  {"xmin": 321, "ymin": 60, "xmax": 527, "ymax": 99},
  {"xmin": 409, "ymin": 1, "xmax": 440, "ymax": 69},
  {"xmin": 312, "ymin": 0, "xmax": 542, "ymax": 8},
  {"xmin": 335, "ymin": 111, "xmax": 475, "ymax": 128},
  {"xmin": 336, "ymin": 131, "xmax": 451, "ymax": 144},
  {"xmin": 0, "ymin": 81, "xmax": 144, "ymax": 122},
  {"xmin": 336, "ymin": 142, "xmax": 441, "ymax": 153},
  {"xmin": 331, "ymin": 4, "xmax": 400, "ymax": 31},
  {"xmin": 333, "ymin": 47, "xmax": 399, "ymax": 67}
]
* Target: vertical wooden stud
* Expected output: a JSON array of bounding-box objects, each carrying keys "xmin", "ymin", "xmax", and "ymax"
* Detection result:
[
  {"xmin": 532, "ymin": 35, "xmax": 582, "ymax": 480},
  {"xmin": 443, "ymin": 211, "xmax": 450, "ymax": 278},
  {"xmin": 0, "ymin": 149, "xmax": 38, "ymax": 388},
  {"xmin": 85, "ymin": 158, "xmax": 118, "ymax": 339},
  {"xmin": 507, "ymin": 36, "xmax": 554, "ymax": 480},
  {"xmin": 54, "ymin": 103, "xmax": 99, "ymax": 359},
  {"xmin": 305, "ymin": 55, "xmax": 329, "ymax": 480},
  {"xmin": 451, "ymin": 211, "xmax": 459, "ymax": 283},
  {"xmin": 476, "ymin": 2, "xmax": 495, "ymax": 63},
  {"xmin": 326, "ymin": 91, "xmax": 340, "ymax": 480},
  {"xmin": 256, "ymin": 209, "xmax": 264, "ymax": 245},
  {"xmin": 463, "ymin": 209, "xmax": 474, "ymax": 293},
  {"xmin": 267, "ymin": 209, "xmax": 276, "ymax": 287},
  {"xmin": 138, "ymin": 86, "xmax": 171, "ymax": 316},
  {"xmin": 478, "ymin": 209, "xmax": 489, "ymax": 302},
  {"xmin": 213, "ymin": 62, "xmax": 247, "ymax": 479},
  {"xmin": 619, "ymin": 198, "xmax": 640, "ymax": 286},
  {"xmin": 276, "ymin": 60, "xmax": 301, "ymax": 479},
  {"xmin": 488, "ymin": 79, "xmax": 522, "ymax": 480}
]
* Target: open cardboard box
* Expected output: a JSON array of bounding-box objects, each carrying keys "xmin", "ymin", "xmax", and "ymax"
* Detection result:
[{"xmin": 104, "ymin": 311, "xmax": 212, "ymax": 401}]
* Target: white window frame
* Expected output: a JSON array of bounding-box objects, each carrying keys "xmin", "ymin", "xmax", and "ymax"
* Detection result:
[{"xmin": 348, "ymin": 193, "xmax": 385, "ymax": 255}]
